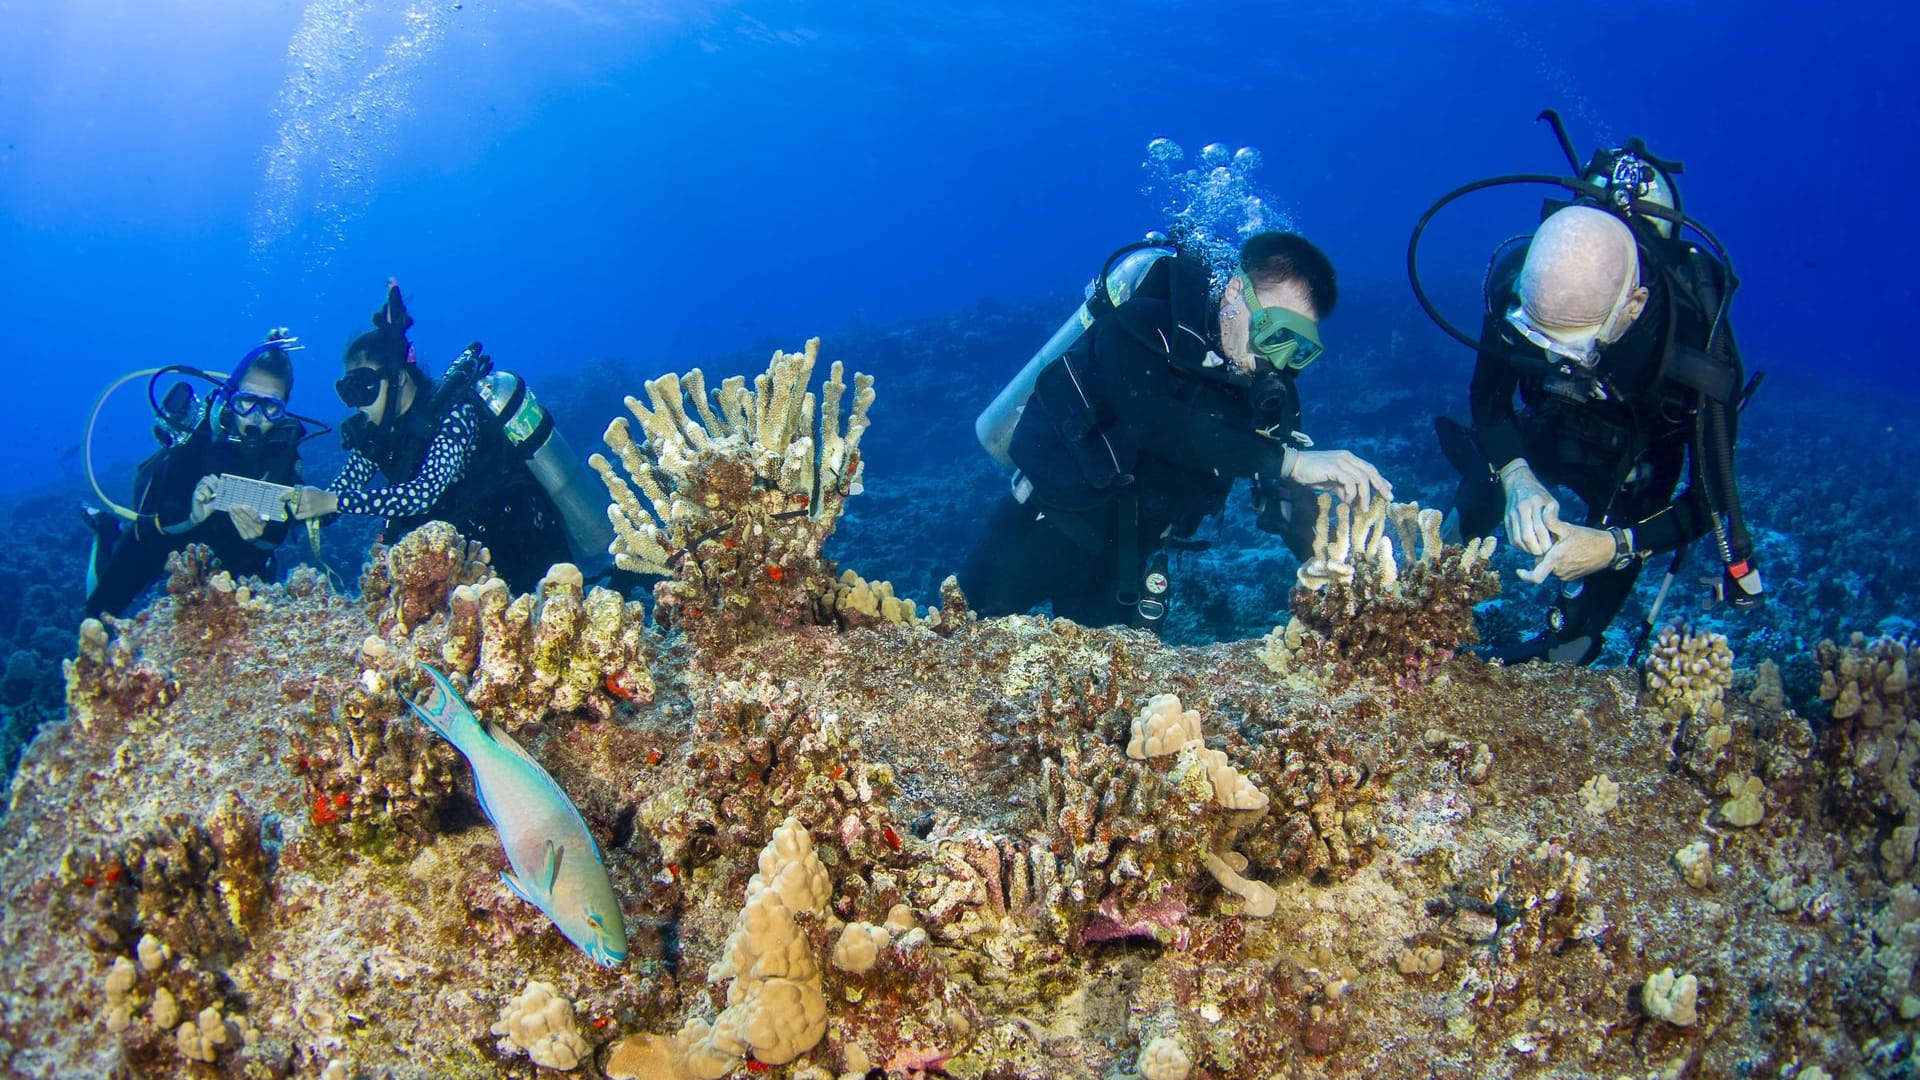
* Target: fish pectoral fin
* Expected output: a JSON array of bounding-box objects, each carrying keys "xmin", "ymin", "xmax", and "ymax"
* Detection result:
[
  {"xmin": 501, "ymin": 871, "xmax": 544, "ymax": 909},
  {"xmin": 541, "ymin": 840, "xmax": 564, "ymax": 892}
]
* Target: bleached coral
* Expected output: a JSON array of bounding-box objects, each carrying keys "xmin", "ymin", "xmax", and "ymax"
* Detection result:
[
  {"xmin": 1579, "ymin": 774, "xmax": 1621, "ymax": 817},
  {"xmin": 1644, "ymin": 626, "xmax": 1734, "ymax": 724},
  {"xmin": 1641, "ymin": 967, "xmax": 1700, "ymax": 1027},
  {"xmin": 1720, "ymin": 775, "xmax": 1766, "ymax": 827},
  {"xmin": 681, "ymin": 817, "xmax": 832, "ymax": 1075},
  {"xmin": 1674, "ymin": 840, "xmax": 1714, "ymax": 889},
  {"xmin": 1263, "ymin": 495, "xmax": 1497, "ymax": 686},
  {"xmin": 590, "ymin": 338, "xmax": 872, "ymax": 579},
  {"xmin": 491, "ymin": 980, "xmax": 591, "ymax": 1071},
  {"xmin": 1137, "ymin": 1035, "xmax": 1194, "ymax": 1080},
  {"xmin": 831, "ymin": 922, "xmax": 891, "ymax": 974},
  {"xmin": 175, "ymin": 1005, "xmax": 231, "ymax": 1063},
  {"xmin": 1127, "ymin": 694, "xmax": 1204, "ymax": 760}
]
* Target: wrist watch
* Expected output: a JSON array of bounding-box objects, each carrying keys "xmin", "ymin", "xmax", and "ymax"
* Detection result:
[{"xmin": 1607, "ymin": 527, "xmax": 1636, "ymax": 571}]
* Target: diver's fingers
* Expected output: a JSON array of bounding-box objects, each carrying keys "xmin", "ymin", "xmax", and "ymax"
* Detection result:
[{"xmin": 1518, "ymin": 543, "xmax": 1563, "ymax": 585}]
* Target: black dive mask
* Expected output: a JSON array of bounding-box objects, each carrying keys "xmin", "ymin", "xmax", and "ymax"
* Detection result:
[{"xmin": 337, "ymin": 367, "xmax": 385, "ymax": 408}]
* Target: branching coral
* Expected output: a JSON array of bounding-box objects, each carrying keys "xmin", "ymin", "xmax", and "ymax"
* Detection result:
[
  {"xmin": 285, "ymin": 664, "xmax": 459, "ymax": 853},
  {"xmin": 1644, "ymin": 625, "xmax": 1734, "ymax": 725},
  {"xmin": 161, "ymin": 544, "xmax": 273, "ymax": 650},
  {"xmin": 63, "ymin": 618, "xmax": 178, "ymax": 738},
  {"xmin": 589, "ymin": 338, "xmax": 875, "ymax": 658},
  {"xmin": 438, "ymin": 564, "xmax": 656, "ymax": 723},
  {"xmin": 62, "ymin": 792, "xmax": 272, "ymax": 968},
  {"xmin": 1817, "ymin": 634, "xmax": 1919, "ymax": 880},
  {"xmin": 1259, "ymin": 496, "xmax": 1498, "ymax": 687}
]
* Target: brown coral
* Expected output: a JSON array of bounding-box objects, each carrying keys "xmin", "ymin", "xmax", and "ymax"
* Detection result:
[
  {"xmin": 1263, "ymin": 497, "xmax": 1499, "ymax": 688},
  {"xmin": 359, "ymin": 519, "xmax": 495, "ymax": 636}
]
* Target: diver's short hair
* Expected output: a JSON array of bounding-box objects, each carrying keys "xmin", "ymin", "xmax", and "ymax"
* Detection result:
[
  {"xmin": 237, "ymin": 347, "xmax": 294, "ymax": 394},
  {"xmin": 1240, "ymin": 232, "xmax": 1338, "ymax": 318}
]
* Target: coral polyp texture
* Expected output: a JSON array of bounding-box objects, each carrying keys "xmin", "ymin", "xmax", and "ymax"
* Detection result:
[{"xmin": 0, "ymin": 347, "xmax": 1914, "ymax": 1080}]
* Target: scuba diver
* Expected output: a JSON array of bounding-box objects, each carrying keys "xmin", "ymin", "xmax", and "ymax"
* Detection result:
[
  {"xmin": 959, "ymin": 231, "xmax": 1392, "ymax": 632},
  {"xmin": 1416, "ymin": 113, "xmax": 1765, "ymax": 666},
  {"xmin": 84, "ymin": 335, "xmax": 308, "ymax": 618},
  {"xmin": 291, "ymin": 280, "xmax": 617, "ymax": 595}
]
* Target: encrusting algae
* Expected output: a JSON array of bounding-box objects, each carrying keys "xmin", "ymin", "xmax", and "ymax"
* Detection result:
[{"xmin": 0, "ymin": 338, "xmax": 1914, "ymax": 1078}]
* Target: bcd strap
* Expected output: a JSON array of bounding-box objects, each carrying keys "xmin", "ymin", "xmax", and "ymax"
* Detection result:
[{"xmin": 1661, "ymin": 344, "xmax": 1739, "ymax": 403}]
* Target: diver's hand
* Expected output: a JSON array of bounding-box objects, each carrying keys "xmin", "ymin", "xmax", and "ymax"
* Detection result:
[
  {"xmin": 1517, "ymin": 519, "xmax": 1614, "ymax": 584},
  {"xmin": 228, "ymin": 508, "xmax": 266, "ymax": 541},
  {"xmin": 1284, "ymin": 450, "xmax": 1393, "ymax": 512},
  {"xmin": 189, "ymin": 477, "xmax": 218, "ymax": 526},
  {"xmin": 292, "ymin": 486, "xmax": 339, "ymax": 521},
  {"xmin": 1500, "ymin": 459, "xmax": 1562, "ymax": 556}
]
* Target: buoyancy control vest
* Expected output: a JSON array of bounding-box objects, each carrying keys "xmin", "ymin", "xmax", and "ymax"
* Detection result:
[{"xmin": 343, "ymin": 349, "xmax": 615, "ymax": 574}]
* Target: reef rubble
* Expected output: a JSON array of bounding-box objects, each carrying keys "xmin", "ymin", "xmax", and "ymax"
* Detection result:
[{"xmin": 0, "ymin": 341, "xmax": 1913, "ymax": 1080}]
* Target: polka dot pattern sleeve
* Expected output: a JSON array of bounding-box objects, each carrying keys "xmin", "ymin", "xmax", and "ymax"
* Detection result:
[{"xmin": 333, "ymin": 403, "xmax": 480, "ymax": 518}]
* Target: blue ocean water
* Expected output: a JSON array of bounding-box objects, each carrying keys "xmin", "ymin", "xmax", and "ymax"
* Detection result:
[
  {"xmin": 4, "ymin": 0, "xmax": 1913, "ymax": 485},
  {"xmin": 0, "ymin": 0, "xmax": 1913, "ymax": 686}
]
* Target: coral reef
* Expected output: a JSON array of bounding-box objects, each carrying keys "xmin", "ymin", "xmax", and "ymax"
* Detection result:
[
  {"xmin": 1259, "ymin": 495, "xmax": 1499, "ymax": 687},
  {"xmin": 590, "ymin": 338, "xmax": 876, "ymax": 661},
  {"xmin": 0, "ymin": 338, "xmax": 1915, "ymax": 1080}
]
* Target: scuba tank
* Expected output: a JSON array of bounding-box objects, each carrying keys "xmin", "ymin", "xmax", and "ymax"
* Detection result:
[
  {"xmin": 974, "ymin": 233, "xmax": 1177, "ymax": 469},
  {"xmin": 471, "ymin": 367, "xmax": 617, "ymax": 575}
]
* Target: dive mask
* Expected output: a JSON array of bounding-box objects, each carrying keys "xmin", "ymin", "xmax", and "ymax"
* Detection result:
[
  {"xmin": 229, "ymin": 392, "xmax": 289, "ymax": 420},
  {"xmin": 1504, "ymin": 304, "xmax": 1602, "ymax": 368},
  {"xmin": 336, "ymin": 367, "xmax": 385, "ymax": 408},
  {"xmin": 1235, "ymin": 272, "xmax": 1324, "ymax": 371}
]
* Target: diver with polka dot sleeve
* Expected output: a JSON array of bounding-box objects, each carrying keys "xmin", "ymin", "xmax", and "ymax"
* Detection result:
[{"xmin": 292, "ymin": 280, "xmax": 621, "ymax": 595}]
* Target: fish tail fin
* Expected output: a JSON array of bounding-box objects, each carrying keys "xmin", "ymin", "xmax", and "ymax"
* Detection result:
[{"xmin": 401, "ymin": 663, "xmax": 480, "ymax": 751}]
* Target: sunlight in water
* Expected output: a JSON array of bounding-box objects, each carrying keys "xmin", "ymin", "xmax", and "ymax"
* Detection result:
[{"xmin": 250, "ymin": 0, "xmax": 463, "ymax": 260}]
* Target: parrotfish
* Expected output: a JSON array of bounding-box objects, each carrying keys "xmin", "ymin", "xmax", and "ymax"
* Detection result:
[{"xmin": 403, "ymin": 664, "xmax": 627, "ymax": 968}]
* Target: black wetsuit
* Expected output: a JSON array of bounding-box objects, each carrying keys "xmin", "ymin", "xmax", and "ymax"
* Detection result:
[
  {"xmin": 85, "ymin": 415, "xmax": 301, "ymax": 618},
  {"xmin": 332, "ymin": 386, "xmax": 571, "ymax": 594},
  {"xmin": 960, "ymin": 253, "xmax": 1315, "ymax": 630},
  {"xmin": 1448, "ymin": 235, "xmax": 1749, "ymax": 664}
]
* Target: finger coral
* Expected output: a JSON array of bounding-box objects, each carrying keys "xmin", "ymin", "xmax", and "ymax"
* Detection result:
[
  {"xmin": 590, "ymin": 339, "xmax": 877, "ymax": 661},
  {"xmin": 1259, "ymin": 496, "xmax": 1498, "ymax": 687}
]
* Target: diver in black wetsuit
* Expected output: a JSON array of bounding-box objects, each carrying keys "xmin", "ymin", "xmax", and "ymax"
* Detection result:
[
  {"xmin": 959, "ymin": 232, "xmax": 1392, "ymax": 632},
  {"xmin": 85, "ymin": 342, "xmax": 304, "ymax": 618},
  {"xmin": 291, "ymin": 281, "xmax": 576, "ymax": 594},
  {"xmin": 1439, "ymin": 202, "xmax": 1763, "ymax": 665}
]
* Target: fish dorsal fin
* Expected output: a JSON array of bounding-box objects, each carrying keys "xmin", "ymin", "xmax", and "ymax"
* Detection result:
[{"xmin": 482, "ymin": 722, "xmax": 603, "ymax": 862}]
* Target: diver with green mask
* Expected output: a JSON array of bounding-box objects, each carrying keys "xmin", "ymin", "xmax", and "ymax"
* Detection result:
[{"xmin": 960, "ymin": 231, "xmax": 1392, "ymax": 633}]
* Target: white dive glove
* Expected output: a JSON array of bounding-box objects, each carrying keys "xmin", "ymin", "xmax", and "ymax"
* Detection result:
[
  {"xmin": 1282, "ymin": 449, "xmax": 1393, "ymax": 512},
  {"xmin": 1500, "ymin": 459, "xmax": 1562, "ymax": 556}
]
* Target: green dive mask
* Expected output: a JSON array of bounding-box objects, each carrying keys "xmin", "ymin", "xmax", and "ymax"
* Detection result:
[{"xmin": 1235, "ymin": 271, "xmax": 1324, "ymax": 371}]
